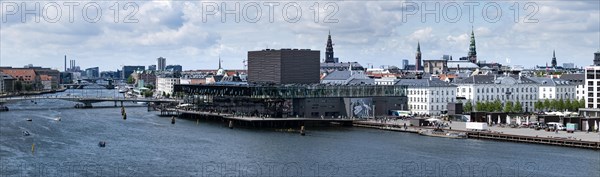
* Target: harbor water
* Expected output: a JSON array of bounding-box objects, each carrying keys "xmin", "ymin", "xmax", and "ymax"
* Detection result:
[{"xmin": 1, "ymin": 90, "xmax": 599, "ymax": 177}]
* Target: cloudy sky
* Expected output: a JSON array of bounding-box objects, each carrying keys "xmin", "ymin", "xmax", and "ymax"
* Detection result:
[{"xmin": 1, "ymin": 0, "xmax": 599, "ymax": 71}]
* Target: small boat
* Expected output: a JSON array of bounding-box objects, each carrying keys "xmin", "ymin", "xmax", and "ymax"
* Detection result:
[
  {"xmin": 419, "ymin": 128, "xmax": 467, "ymax": 139},
  {"xmin": 54, "ymin": 117, "xmax": 61, "ymax": 121},
  {"xmin": 26, "ymin": 118, "xmax": 32, "ymax": 121},
  {"xmin": 118, "ymin": 87, "xmax": 128, "ymax": 93},
  {"xmin": 98, "ymin": 141, "xmax": 106, "ymax": 147},
  {"xmin": 22, "ymin": 130, "xmax": 31, "ymax": 136}
]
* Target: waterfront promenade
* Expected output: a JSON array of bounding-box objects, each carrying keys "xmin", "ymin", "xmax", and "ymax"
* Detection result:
[{"xmin": 360, "ymin": 119, "xmax": 600, "ymax": 142}]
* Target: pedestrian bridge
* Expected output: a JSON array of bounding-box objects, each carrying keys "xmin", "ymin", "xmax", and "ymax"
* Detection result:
[{"xmin": 0, "ymin": 96, "xmax": 182, "ymax": 108}]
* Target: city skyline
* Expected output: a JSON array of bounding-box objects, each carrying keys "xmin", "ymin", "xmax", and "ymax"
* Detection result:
[{"xmin": 1, "ymin": 1, "xmax": 599, "ymax": 71}]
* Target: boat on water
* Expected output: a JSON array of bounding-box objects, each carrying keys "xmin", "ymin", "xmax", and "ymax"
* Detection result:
[
  {"xmin": 26, "ymin": 118, "xmax": 32, "ymax": 121},
  {"xmin": 419, "ymin": 128, "xmax": 467, "ymax": 139},
  {"xmin": 54, "ymin": 117, "xmax": 61, "ymax": 121},
  {"xmin": 22, "ymin": 130, "xmax": 30, "ymax": 136}
]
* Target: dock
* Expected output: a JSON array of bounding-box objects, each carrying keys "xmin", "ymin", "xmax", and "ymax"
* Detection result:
[{"xmin": 352, "ymin": 121, "xmax": 600, "ymax": 150}]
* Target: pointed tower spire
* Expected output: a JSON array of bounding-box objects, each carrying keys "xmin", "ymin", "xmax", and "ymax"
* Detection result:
[
  {"xmin": 218, "ymin": 56, "xmax": 222, "ymax": 69},
  {"xmin": 415, "ymin": 41, "xmax": 422, "ymax": 71},
  {"xmin": 468, "ymin": 26, "xmax": 477, "ymax": 63},
  {"xmin": 325, "ymin": 30, "xmax": 335, "ymax": 63},
  {"xmin": 551, "ymin": 50, "xmax": 557, "ymax": 68}
]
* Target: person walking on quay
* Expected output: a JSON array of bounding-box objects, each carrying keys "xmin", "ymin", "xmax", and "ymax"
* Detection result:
[{"xmin": 403, "ymin": 123, "xmax": 407, "ymax": 130}]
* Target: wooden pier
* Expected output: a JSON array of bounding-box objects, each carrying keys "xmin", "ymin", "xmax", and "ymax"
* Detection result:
[{"xmin": 352, "ymin": 121, "xmax": 600, "ymax": 150}]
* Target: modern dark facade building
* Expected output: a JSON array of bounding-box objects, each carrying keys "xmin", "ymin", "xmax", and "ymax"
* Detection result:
[
  {"xmin": 121, "ymin": 66, "xmax": 145, "ymax": 79},
  {"xmin": 247, "ymin": 49, "xmax": 320, "ymax": 84},
  {"xmin": 174, "ymin": 84, "xmax": 407, "ymax": 118},
  {"xmin": 166, "ymin": 65, "xmax": 183, "ymax": 72},
  {"xmin": 594, "ymin": 50, "xmax": 600, "ymax": 66},
  {"xmin": 85, "ymin": 67, "xmax": 99, "ymax": 78}
]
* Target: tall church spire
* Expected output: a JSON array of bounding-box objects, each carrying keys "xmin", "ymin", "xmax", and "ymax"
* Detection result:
[
  {"xmin": 551, "ymin": 50, "xmax": 557, "ymax": 68},
  {"xmin": 415, "ymin": 41, "xmax": 422, "ymax": 71},
  {"xmin": 468, "ymin": 26, "xmax": 477, "ymax": 63},
  {"xmin": 218, "ymin": 56, "xmax": 222, "ymax": 69},
  {"xmin": 325, "ymin": 30, "xmax": 335, "ymax": 63}
]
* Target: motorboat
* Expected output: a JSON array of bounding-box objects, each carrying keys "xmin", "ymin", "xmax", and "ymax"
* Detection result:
[
  {"xmin": 118, "ymin": 87, "xmax": 128, "ymax": 93},
  {"xmin": 22, "ymin": 130, "xmax": 30, "ymax": 136},
  {"xmin": 419, "ymin": 128, "xmax": 467, "ymax": 139},
  {"xmin": 26, "ymin": 118, "xmax": 32, "ymax": 121},
  {"xmin": 98, "ymin": 141, "xmax": 106, "ymax": 147},
  {"xmin": 54, "ymin": 117, "xmax": 61, "ymax": 121}
]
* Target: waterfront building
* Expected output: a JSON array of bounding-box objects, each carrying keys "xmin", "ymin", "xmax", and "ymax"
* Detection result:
[
  {"xmin": 40, "ymin": 75, "xmax": 52, "ymax": 90},
  {"xmin": 454, "ymin": 74, "xmax": 538, "ymax": 112},
  {"xmin": 0, "ymin": 68, "xmax": 41, "ymax": 90},
  {"xmin": 396, "ymin": 78, "xmax": 456, "ymax": 116},
  {"xmin": 247, "ymin": 49, "xmax": 320, "ymax": 84},
  {"xmin": 121, "ymin": 66, "xmax": 145, "ymax": 80},
  {"xmin": 581, "ymin": 65, "xmax": 600, "ymax": 117},
  {"xmin": 60, "ymin": 72, "xmax": 73, "ymax": 84},
  {"xmin": 156, "ymin": 77, "xmax": 180, "ymax": 96},
  {"xmin": 559, "ymin": 74, "xmax": 586, "ymax": 101},
  {"xmin": 528, "ymin": 77, "xmax": 576, "ymax": 100},
  {"xmin": 157, "ymin": 57, "xmax": 166, "ymax": 71},
  {"xmin": 85, "ymin": 67, "xmax": 99, "ymax": 78},
  {"xmin": 174, "ymin": 84, "xmax": 407, "ymax": 118},
  {"xmin": 0, "ymin": 72, "xmax": 15, "ymax": 93}
]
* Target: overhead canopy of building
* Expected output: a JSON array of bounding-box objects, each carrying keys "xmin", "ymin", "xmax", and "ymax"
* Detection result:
[{"xmin": 174, "ymin": 84, "xmax": 406, "ymax": 99}]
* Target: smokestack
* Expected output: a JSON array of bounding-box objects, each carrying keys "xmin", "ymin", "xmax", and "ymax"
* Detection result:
[{"xmin": 64, "ymin": 55, "xmax": 67, "ymax": 72}]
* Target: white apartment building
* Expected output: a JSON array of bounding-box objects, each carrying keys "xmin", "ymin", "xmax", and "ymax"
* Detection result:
[
  {"xmin": 528, "ymin": 77, "xmax": 577, "ymax": 100},
  {"xmin": 559, "ymin": 74, "xmax": 586, "ymax": 101},
  {"xmin": 156, "ymin": 77, "xmax": 180, "ymax": 96},
  {"xmin": 584, "ymin": 66, "xmax": 600, "ymax": 109},
  {"xmin": 396, "ymin": 79, "xmax": 456, "ymax": 116},
  {"xmin": 455, "ymin": 75, "xmax": 538, "ymax": 112}
]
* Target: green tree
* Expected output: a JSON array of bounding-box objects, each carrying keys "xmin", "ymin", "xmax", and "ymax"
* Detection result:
[
  {"xmin": 464, "ymin": 100, "xmax": 473, "ymax": 113},
  {"xmin": 571, "ymin": 99, "xmax": 580, "ymax": 111},
  {"xmin": 564, "ymin": 99, "xmax": 571, "ymax": 111},
  {"xmin": 550, "ymin": 99, "xmax": 559, "ymax": 111},
  {"xmin": 557, "ymin": 99, "xmax": 565, "ymax": 111},
  {"xmin": 503, "ymin": 101, "xmax": 513, "ymax": 113},
  {"xmin": 534, "ymin": 100, "xmax": 543, "ymax": 112},
  {"xmin": 543, "ymin": 99, "xmax": 551, "ymax": 111},
  {"xmin": 14, "ymin": 81, "xmax": 22, "ymax": 92},
  {"xmin": 513, "ymin": 101, "xmax": 523, "ymax": 113},
  {"xmin": 126, "ymin": 75, "xmax": 135, "ymax": 84},
  {"xmin": 493, "ymin": 100, "xmax": 503, "ymax": 112},
  {"xmin": 475, "ymin": 102, "xmax": 482, "ymax": 112},
  {"xmin": 24, "ymin": 84, "xmax": 33, "ymax": 91},
  {"xmin": 579, "ymin": 98, "xmax": 585, "ymax": 110}
]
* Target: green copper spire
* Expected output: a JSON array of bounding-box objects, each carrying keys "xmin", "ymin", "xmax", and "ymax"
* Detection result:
[{"xmin": 468, "ymin": 26, "xmax": 477, "ymax": 63}]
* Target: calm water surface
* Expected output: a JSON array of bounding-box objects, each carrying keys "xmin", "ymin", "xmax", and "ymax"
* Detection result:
[{"xmin": 1, "ymin": 90, "xmax": 599, "ymax": 177}]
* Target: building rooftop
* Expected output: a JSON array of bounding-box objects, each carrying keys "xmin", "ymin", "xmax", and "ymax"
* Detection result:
[
  {"xmin": 527, "ymin": 77, "xmax": 573, "ymax": 86},
  {"xmin": 447, "ymin": 61, "xmax": 479, "ymax": 69},
  {"xmin": 395, "ymin": 78, "xmax": 455, "ymax": 87},
  {"xmin": 559, "ymin": 73, "xmax": 584, "ymax": 83},
  {"xmin": 454, "ymin": 74, "xmax": 536, "ymax": 85}
]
